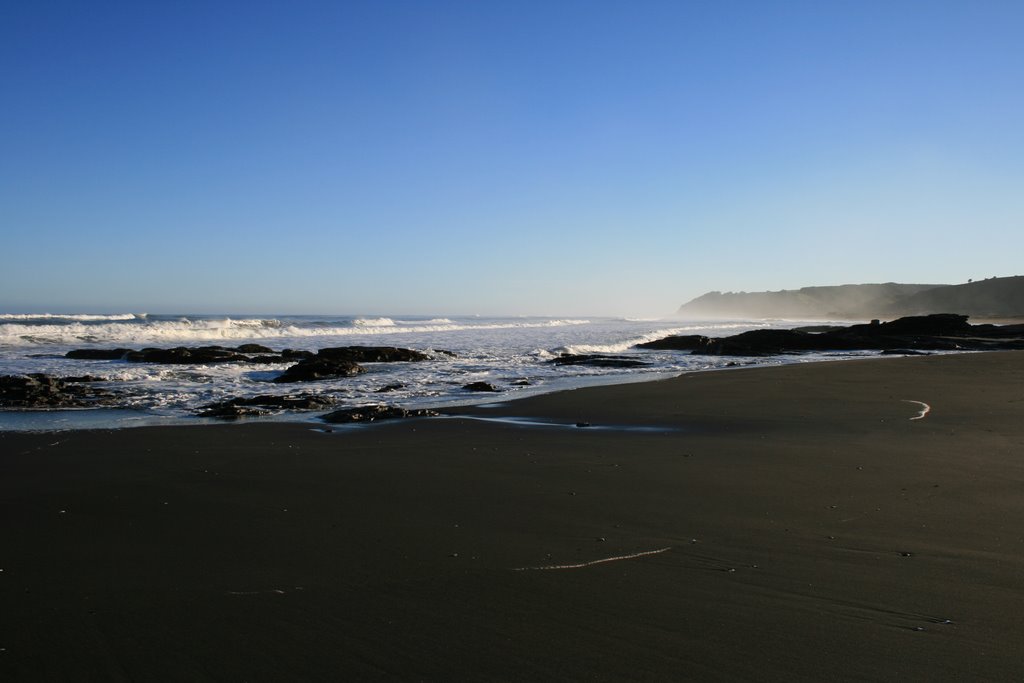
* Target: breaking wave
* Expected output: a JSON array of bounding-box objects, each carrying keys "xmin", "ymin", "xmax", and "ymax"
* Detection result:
[
  {"xmin": 0, "ymin": 313, "xmax": 145, "ymax": 321},
  {"xmin": 555, "ymin": 322, "xmax": 769, "ymax": 355},
  {"xmin": 0, "ymin": 317, "xmax": 592, "ymax": 346}
]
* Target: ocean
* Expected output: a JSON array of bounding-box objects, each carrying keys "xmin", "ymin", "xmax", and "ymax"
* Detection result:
[{"xmin": 0, "ymin": 313, "xmax": 872, "ymax": 430}]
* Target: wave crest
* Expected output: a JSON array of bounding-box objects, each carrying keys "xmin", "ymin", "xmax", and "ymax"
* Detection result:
[
  {"xmin": 0, "ymin": 313, "xmax": 145, "ymax": 321},
  {"xmin": 0, "ymin": 317, "xmax": 593, "ymax": 346}
]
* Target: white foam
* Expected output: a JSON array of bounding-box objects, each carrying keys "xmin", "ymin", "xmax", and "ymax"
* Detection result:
[
  {"xmin": 353, "ymin": 317, "xmax": 396, "ymax": 327},
  {"xmin": 397, "ymin": 318, "xmax": 454, "ymax": 325},
  {"xmin": 567, "ymin": 322, "xmax": 775, "ymax": 355},
  {"xmin": 902, "ymin": 400, "xmax": 931, "ymax": 420},
  {"xmin": 0, "ymin": 317, "xmax": 593, "ymax": 346},
  {"xmin": 0, "ymin": 313, "xmax": 144, "ymax": 321}
]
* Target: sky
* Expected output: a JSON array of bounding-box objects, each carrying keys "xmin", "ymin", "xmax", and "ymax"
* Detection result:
[{"xmin": 2, "ymin": 1, "xmax": 1023, "ymax": 317}]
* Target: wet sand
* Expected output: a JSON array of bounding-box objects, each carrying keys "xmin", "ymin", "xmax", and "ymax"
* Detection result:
[{"xmin": 2, "ymin": 351, "xmax": 1023, "ymax": 681}]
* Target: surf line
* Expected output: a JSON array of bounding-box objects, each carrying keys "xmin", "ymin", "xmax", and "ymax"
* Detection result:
[
  {"xmin": 513, "ymin": 546, "xmax": 672, "ymax": 571},
  {"xmin": 902, "ymin": 400, "xmax": 931, "ymax": 420}
]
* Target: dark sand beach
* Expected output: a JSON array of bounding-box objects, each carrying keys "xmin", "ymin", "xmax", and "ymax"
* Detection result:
[{"xmin": 2, "ymin": 351, "xmax": 1023, "ymax": 681}]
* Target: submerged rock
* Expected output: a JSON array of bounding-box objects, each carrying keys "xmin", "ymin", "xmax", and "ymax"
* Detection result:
[
  {"xmin": 65, "ymin": 348, "xmax": 133, "ymax": 360},
  {"xmin": 274, "ymin": 358, "xmax": 367, "ymax": 383},
  {"xmin": 320, "ymin": 405, "xmax": 440, "ymax": 424},
  {"xmin": 197, "ymin": 394, "xmax": 338, "ymax": 419},
  {"xmin": 549, "ymin": 354, "xmax": 649, "ymax": 368},
  {"xmin": 316, "ymin": 346, "xmax": 432, "ymax": 363},
  {"xmin": 0, "ymin": 374, "xmax": 116, "ymax": 409},
  {"xmin": 66, "ymin": 345, "xmax": 293, "ymax": 365},
  {"xmin": 463, "ymin": 381, "xmax": 501, "ymax": 392},
  {"xmin": 124, "ymin": 346, "xmax": 251, "ymax": 364}
]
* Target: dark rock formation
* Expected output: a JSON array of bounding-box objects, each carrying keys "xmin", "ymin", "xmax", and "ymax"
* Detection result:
[
  {"xmin": 124, "ymin": 346, "xmax": 251, "ymax": 364},
  {"xmin": 281, "ymin": 349, "xmax": 315, "ymax": 360},
  {"xmin": 463, "ymin": 381, "xmax": 501, "ymax": 392},
  {"xmin": 320, "ymin": 405, "xmax": 440, "ymax": 424},
  {"xmin": 63, "ymin": 346, "xmax": 437, "ymax": 375},
  {"xmin": 198, "ymin": 394, "xmax": 338, "ymax": 419},
  {"xmin": 274, "ymin": 358, "xmax": 367, "ymax": 383},
  {"xmin": 316, "ymin": 346, "xmax": 432, "ymax": 363},
  {"xmin": 549, "ymin": 354, "xmax": 650, "ymax": 368},
  {"xmin": 65, "ymin": 348, "xmax": 133, "ymax": 360},
  {"xmin": 1, "ymin": 374, "xmax": 116, "ymax": 409},
  {"xmin": 273, "ymin": 346, "xmax": 435, "ymax": 383},
  {"xmin": 66, "ymin": 345, "xmax": 295, "ymax": 365},
  {"xmin": 634, "ymin": 335, "xmax": 710, "ymax": 351},
  {"xmin": 375, "ymin": 383, "xmax": 405, "ymax": 393},
  {"xmin": 235, "ymin": 344, "xmax": 274, "ymax": 353},
  {"xmin": 641, "ymin": 314, "xmax": 1024, "ymax": 357}
]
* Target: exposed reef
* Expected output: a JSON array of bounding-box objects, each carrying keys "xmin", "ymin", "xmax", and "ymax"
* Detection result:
[
  {"xmin": 0, "ymin": 374, "xmax": 117, "ymax": 409},
  {"xmin": 197, "ymin": 394, "xmax": 339, "ymax": 419},
  {"xmin": 320, "ymin": 405, "xmax": 440, "ymax": 424}
]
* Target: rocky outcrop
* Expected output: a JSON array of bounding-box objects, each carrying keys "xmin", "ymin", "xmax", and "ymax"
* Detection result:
[
  {"xmin": 316, "ymin": 346, "xmax": 433, "ymax": 363},
  {"xmin": 66, "ymin": 345, "xmax": 293, "ymax": 364},
  {"xmin": 65, "ymin": 348, "xmax": 133, "ymax": 360},
  {"xmin": 320, "ymin": 405, "xmax": 440, "ymax": 424},
  {"xmin": 274, "ymin": 358, "xmax": 367, "ymax": 383},
  {"xmin": 272, "ymin": 346, "xmax": 437, "ymax": 383},
  {"xmin": 641, "ymin": 314, "xmax": 1024, "ymax": 356},
  {"xmin": 197, "ymin": 394, "xmax": 338, "ymax": 419},
  {"xmin": 549, "ymin": 354, "xmax": 649, "ymax": 368},
  {"xmin": 0, "ymin": 374, "xmax": 116, "ymax": 409},
  {"xmin": 634, "ymin": 335, "xmax": 710, "ymax": 351},
  {"xmin": 463, "ymin": 381, "xmax": 501, "ymax": 392}
]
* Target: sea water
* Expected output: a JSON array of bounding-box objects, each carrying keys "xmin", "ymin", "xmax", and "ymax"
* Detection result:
[{"xmin": 0, "ymin": 313, "xmax": 873, "ymax": 430}]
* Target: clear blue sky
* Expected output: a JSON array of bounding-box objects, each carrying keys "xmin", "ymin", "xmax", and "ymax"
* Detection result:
[{"xmin": 3, "ymin": 1, "xmax": 1022, "ymax": 316}]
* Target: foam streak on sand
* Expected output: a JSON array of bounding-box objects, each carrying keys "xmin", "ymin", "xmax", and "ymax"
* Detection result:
[
  {"xmin": 513, "ymin": 547, "xmax": 672, "ymax": 571},
  {"xmin": 903, "ymin": 400, "xmax": 931, "ymax": 420}
]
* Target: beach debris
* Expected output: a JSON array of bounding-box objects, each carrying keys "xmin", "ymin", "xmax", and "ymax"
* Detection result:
[
  {"xmin": 899, "ymin": 552, "xmax": 913, "ymax": 557},
  {"xmin": 463, "ymin": 381, "xmax": 501, "ymax": 392},
  {"xmin": 320, "ymin": 404, "xmax": 439, "ymax": 424},
  {"xmin": 513, "ymin": 546, "xmax": 671, "ymax": 571}
]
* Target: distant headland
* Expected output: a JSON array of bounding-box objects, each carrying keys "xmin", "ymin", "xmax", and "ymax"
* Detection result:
[{"xmin": 675, "ymin": 275, "xmax": 1024, "ymax": 320}]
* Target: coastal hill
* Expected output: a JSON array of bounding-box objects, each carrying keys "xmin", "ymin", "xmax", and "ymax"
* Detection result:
[{"xmin": 675, "ymin": 276, "xmax": 1024, "ymax": 320}]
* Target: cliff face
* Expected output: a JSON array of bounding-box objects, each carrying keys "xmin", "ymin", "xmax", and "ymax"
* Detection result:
[
  {"xmin": 675, "ymin": 277, "xmax": 1024, "ymax": 320},
  {"xmin": 891, "ymin": 277, "xmax": 1024, "ymax": 318}
]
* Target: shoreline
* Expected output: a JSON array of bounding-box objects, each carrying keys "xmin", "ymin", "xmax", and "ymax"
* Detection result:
[
  {"xmin": 0, "ymin": 350, "xmax": 935, "ymax": 434},
  {"xmin": 2, "ymin": 351, "xmax": 1023, "ymax": 680}
]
